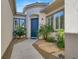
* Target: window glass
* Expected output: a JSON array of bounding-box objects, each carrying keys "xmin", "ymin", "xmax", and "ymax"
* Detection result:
[
  {"xmin": 47, "ymin": 11, "xmax": 64, "ymax": 31},
  {"xmin": 56, "ymin": 17, "xmax": 59, "ymax": 29},
  {"xmin": 54, "ymin": 11, "xmax": 64, "ymax": 30},
  {"xmin": 48, "ymin": 16, "xmax": 51, "ymax": 25},
  {"xmin": 46, "ymin": 16, "xmax": 52, "ymax": 25},
  {"xmin": 51, "ymin": 16, "xmax": 53, "ymax": 28},
  {"xmin": 20, "ymin": 19, "xmax": 25, "ymax": 27},
  {"xmin": 14, "ymin": 18, "xmax": 25, "ymax": 30},
  {"xmin": 60, "ymin": 15, "xmax": 64, "ymax": 29},
  {"xmin": 15, "ymin": 18, "xmax": 20, "ymax": 28},
  {"xmin": 46, "ymin": 15, "xmax": 53, "ymax": 31}
]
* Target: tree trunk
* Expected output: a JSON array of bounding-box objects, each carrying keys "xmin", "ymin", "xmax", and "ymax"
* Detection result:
[
  {"xmin": 45, "ymin": 34, "xmax": 48, "ymax": 40},
  {"xmin": 43, "ymin": 35, "xmax": 46, "ymax": 40},
  {"xmin": 19, "ymin": 36, "xmax": 21, "ymax": 39},
  {"xmin": 43, "ymin": 35, "xmax": 47, "ymax": 40}
]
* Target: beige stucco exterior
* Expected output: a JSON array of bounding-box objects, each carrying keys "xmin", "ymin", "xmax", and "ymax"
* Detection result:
[
  {"xmin": 65, "ymin": 34, "xmax": 78, "ymax": 59},
  {"xmin": 24, "ymin": 6, "xmax": 47, "ymax": 38},
  {"xmin": 65, "ymin": 0, "xmax": 78, "ymax": 33},
  {"xmin": 65, "ymin": 0, "xmax": 78, "ymax": 59},
  {"xmin": 1, "ymin": 0, "xmax": 14, "ymax": 56}
]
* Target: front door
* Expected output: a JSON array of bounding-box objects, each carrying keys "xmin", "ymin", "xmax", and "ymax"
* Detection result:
[{"xmin": 31, "ymin": 18, "xmax": 38, "ymax": 38}]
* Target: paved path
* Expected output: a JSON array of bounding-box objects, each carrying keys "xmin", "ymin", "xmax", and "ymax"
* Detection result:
[{"xmin": 11, "ymin": 39, "xmax": 44, "ymax": 59}]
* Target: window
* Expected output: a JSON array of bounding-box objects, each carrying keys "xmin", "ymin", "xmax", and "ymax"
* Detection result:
[
  {"xmin": 46, "ymin": 15, "xmax": 53, "ymax": 26},
  {"xmin": 14, "ymin": 18, "xmax": 26, "ymax": 30},
  {"xmin": 56, "ymin": 17, "xmax": 59, "ymax": 29},
  {"xmin": 46, "ymin": 15, "xmax": 54, "ymax": 31},
  {"xmin": 15, "ymin": 18, "xmax": 20, "ymax": 28},
  {"xmin": 20, "ymin": 19, "xmax": 25, "ymax": 27},
  {"xmin": 60, "ymin": 15, "xmax": 64, "ymax": 29},
  {"xmin": 46, "ymin": 16, "xmax": 51, "ymax": 25},
  {"xmin": 54, "ymin": 11, "xmax": 64, "ymax": 30},
  {"xmin": 46, "ymin": 11, "xmax": 64, "ymax": 31}
]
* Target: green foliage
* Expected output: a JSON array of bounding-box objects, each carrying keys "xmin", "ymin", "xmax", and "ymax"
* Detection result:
[
  {"xmin": 14, "ymin": 26, "xmax": 26, "ymax": 38},
  {"xmin": 46, "ymin": 37, "xmax": 56, "ymax": 42},
  {"xmin": 38, "ymin": 24, "xmax": 53, "ymax": 40},
  {"xmin": 57, "ymin": 29, "xmax": 64, "ymax": 48}
]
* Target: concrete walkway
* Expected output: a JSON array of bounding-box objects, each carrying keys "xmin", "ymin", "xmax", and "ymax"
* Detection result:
[{"xmin": 11, "ymin": 39, "xmax": 44, "ymax": 59}]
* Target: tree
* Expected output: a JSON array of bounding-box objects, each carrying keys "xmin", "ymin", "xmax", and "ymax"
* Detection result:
[{"xmin": 38, "ymin": 24, "xmax": 53, "ymax": 40}]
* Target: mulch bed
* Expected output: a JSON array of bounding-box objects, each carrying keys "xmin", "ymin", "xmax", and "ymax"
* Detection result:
[{"xmin": 33, "ymin": 39, "xmax": 64, "ymax": 59}]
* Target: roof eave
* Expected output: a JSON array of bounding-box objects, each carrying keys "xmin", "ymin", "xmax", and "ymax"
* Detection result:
[
  {"xmin": 41, "ymin": 0, "xmax": 64, "ymax": 14},
  {"xmin": 23, "ymin": 3, "xmax": 48, "ymax": 13}
]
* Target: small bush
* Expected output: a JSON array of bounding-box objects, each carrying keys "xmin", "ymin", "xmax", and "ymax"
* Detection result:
[
  {"xmin": 57, "ymin": 29, "xmax": 64, "ymax": 48},
  {"xmin": 38, "ymin": 24, "xmax": 53, "ymax": 40},
  {"xmin": 14, "ymin": 26, "xmax": 26, "ymax": 38},
  {"xmin": 46, "ymin": 37, "xmax": 56, "ymax": 42}
]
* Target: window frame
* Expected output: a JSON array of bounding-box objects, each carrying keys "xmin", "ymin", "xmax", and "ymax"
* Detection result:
[
  {"xmin": 53, "ymin": 11, "xmax": 64, "ymax": 31},
  {"xmin": 46, "ymin": 15, "xmax": 53, "ymax": 27},
  {"xmin": 14, "ymin": 18, "xmax": 26, "ymax": 30}
]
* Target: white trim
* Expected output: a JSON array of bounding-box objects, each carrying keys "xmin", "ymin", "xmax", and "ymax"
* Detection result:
[
  {"xmin": 14, "ymin": 16, "xmax": 26, "ymax": 19},
  {"xmin": 54, "ymin": 14, "xmax": 60, "ymax": 31},
  {"xmin": 30, "ymin": 15, "xmax": 39, "ymax": 19},
  {"xmin": 53, "ymin": 11, "xmax": 64, "ymax": 31}
]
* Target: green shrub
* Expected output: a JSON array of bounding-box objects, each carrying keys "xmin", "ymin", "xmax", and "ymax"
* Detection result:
[
  {"xmin": 14, "ymin": 26, "xmax": 26, "ymax": 38},
  {"xmin": 38, "ymin": 24, "xmax": 53, "ymax": 40},
  {"xmin": 57, "ymin": 29, "xmax": 64, "ymax": 48},
  {"xmin": 46, "ymin": 37, "xmax": 56, "ymax": 42}
]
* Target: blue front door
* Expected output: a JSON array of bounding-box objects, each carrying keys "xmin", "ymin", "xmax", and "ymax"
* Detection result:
[{"xmin": 31, "ymin": 18, "xmax": 38, "ymax": 38}]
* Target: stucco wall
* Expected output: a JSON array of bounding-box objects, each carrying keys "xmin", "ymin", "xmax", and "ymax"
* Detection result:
[
  {"xmin": 65, "ymin": 0, "xmax": 78, "ymax": 59},
  {"xmin": 1, "ymin": 0, "xmax": 13, "ymax": 56},
  {"xmin": 65, "ymin": 34, "xmax": 78, "ymax": 59},
  {"xmin": 65, "ymin": 0, "xmax": 78, "ymax": 33},
  {"xmin": 24, "ymin": 7, "xmax": 46, "ymax": 38}
]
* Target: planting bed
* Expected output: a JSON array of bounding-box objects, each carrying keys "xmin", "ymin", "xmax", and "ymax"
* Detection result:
[{"xmin": 33, "ymin": 39, "xmax": 64, "ymax": 59}]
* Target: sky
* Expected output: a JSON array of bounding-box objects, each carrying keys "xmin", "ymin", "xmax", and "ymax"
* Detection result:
[{"xmin": 16, "ymin": 0, "xmax": 53, "ymax": 12}]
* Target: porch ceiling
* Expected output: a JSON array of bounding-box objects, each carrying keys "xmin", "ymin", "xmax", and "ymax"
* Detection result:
[{"xmin": 41, "ymin": 0, "xmax": 64, "ymax": 14}]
